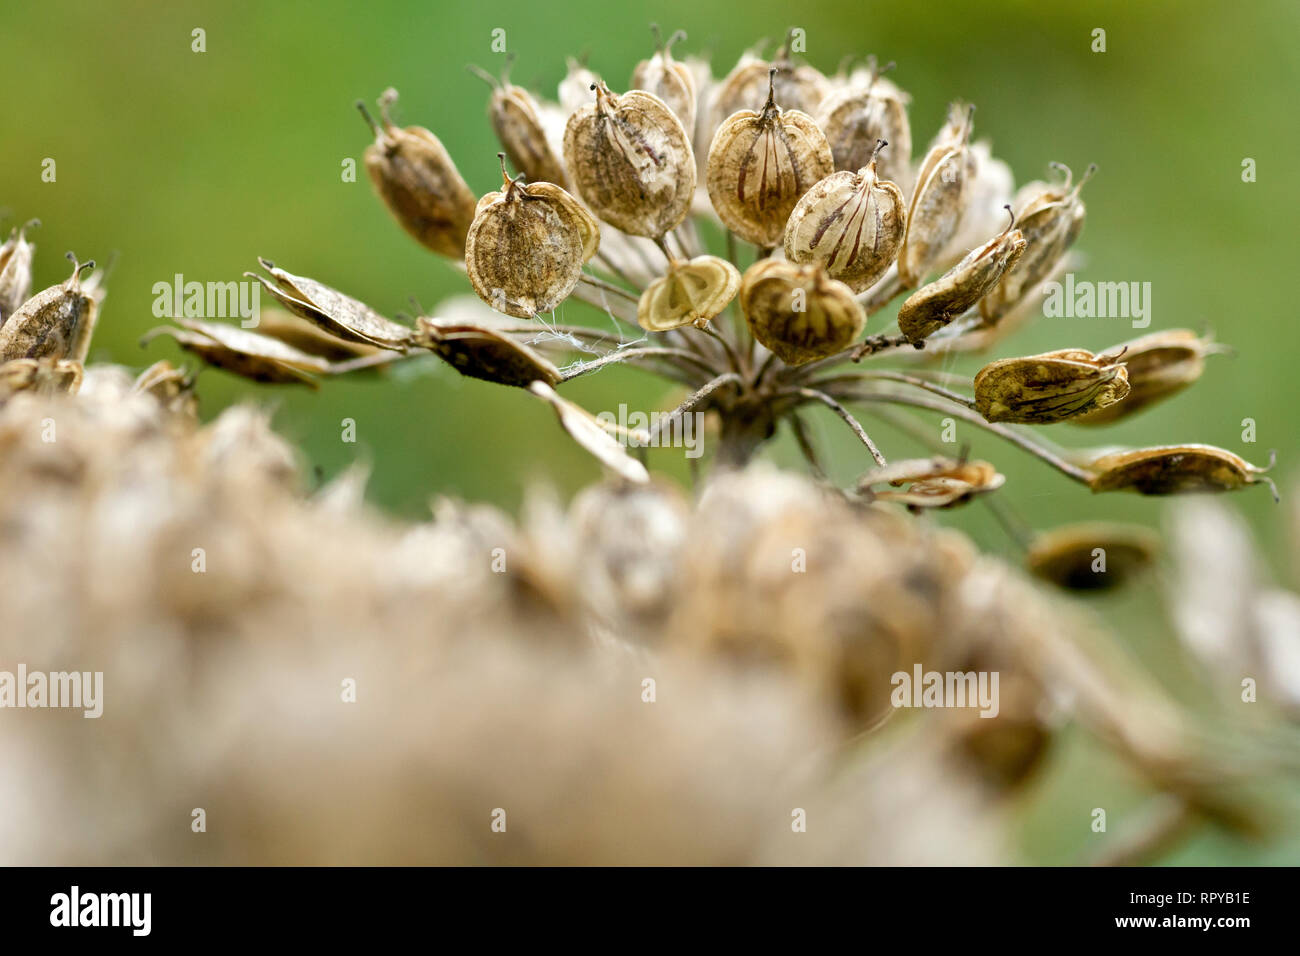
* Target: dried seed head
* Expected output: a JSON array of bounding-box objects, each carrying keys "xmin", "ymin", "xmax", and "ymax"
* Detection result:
[
  {"xmin": 141, "ymin": 323, "xmax": 323, "ymax": 387},
  {"xmin": 248, "ymin": 259, "xmax": 413, "ymax": 349},
  {"xmin": 1074, "ymin": 329, "xmax": 1221, "ymax": 425},
  {"xmin": 358, "ymin": 89, "xmax": 478, "ymax": 259},
  {"xmin": 562, "ymin": 82, "xmax": 696, "ymax": 238},
  {"xmin": 1088, "ymin": 445, "xmax": 1277, "ymax": 498},
  {"xmin": 1025, "ymin": 522, "xmax": 1159, "ymax": 592},
  {"xmin": 973, "ymin": 347, "xmax": 1130, "ymax": 424},
  {"xmin": 0, "ymin": 218, "xmax": 38, "ymax": 325},
  {"xmin": 630, "ymin": 26, "xmax": 697, "ymax": 132},
  {"xmin": 414, "ymin": 316, "xmax": 561, "ymax": 388},
  {"xmin": 133, "ymin": 359, "xmax": 198, "ymax": 418},
  {"xmin": 464, "ymin": 156, "xmax": 600, "ymax": 318},
  {"xmin": 897, "ymin": 206, "xmax": 1026, "ymax": 343},
  {"xmin": 707, "ymin": 70, "xmax": 834, "ymax": 247},
  {"xmin": 528, "ymin": 381, "xmax": 650, "ymax": 484},
  {"xmin": 0, "ymin": 356, "xmax": 83, "ymax": 399},
  {"xmin": 739, "ymin": 258, "xmax": 864, "ymax": 365},
  {"xmin": 637, "ymin": 254, "xmax": 740, "ymax": 331},
  {"xmin": 857, "ymin": 455, "xmax": 1005, "ymax": 509},
  {"xmin": 980, "ymin": 162, "xmax": 1094, "ymax": 324},
  {"xmin": 0, "ymin": 253, "xmax": 95, "ymax": 362},
  {"xmin": 783, "ymin": 139, "xmax": 905, "ymax": 293},
  {"xmin": 816, "ymin": 60, "xmax": 912, "ymax": 190},
  {"xmin": 471, "ymin": 56, "xmax": 569, "ymax": 189},
  {"xmin": 897, "ymin": 102, "xmax": 976, "ymax": 288},
  {"xmin": 710, "ymin": 34, "xmax": 831, "ymax": 128}
]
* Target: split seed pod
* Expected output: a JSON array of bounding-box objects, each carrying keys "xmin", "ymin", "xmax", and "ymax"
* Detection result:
[
  {"xmin": 637, "ymin": 255, "xmax": 740, "ymax": 331},
  {"xmin": 256, "ymin": 308, "xmax": 382, "ymax": 363},
  {"xmin": 897, "ymin": 206, "xmax": 1026, "ymax": 343},
  {"xmin": 563, "ymin": 82, "xmax": 696, "ymax": 239},
  {"xmin": 414, "ymin": 316, "xmax": 561, "ymax": 388},
  {"xmin": 1025, "ymin": 522, "xmax": 1159, "ymax": 592},
  {"xmin": 464, "ymin": 156, "xmax": 599, "ymax": 319},
  {"xmin": 857, "ymin": 455, "xmax": 1005, "ymax": 509},
  {"xmin": 897, "ymin": 103, "xmax": 976, "ymax": 288},
  {"xmin": 358, "ymin": 89, "xmax": 477, "ymax": 258},
  {"xmin": 739, "ymin": 259, "xmax": 864, "ymax": 366},
  {"xmin": 0, "ymin": 219, "xmax": 38, "ymax": 325},
  {"xmin": 710, "ymin": 34, "xmax": 831, "ymax": 128},
  {"xmin": 1088, "ymin": 445, "xmax": 1277, "ymax": 498},
  {"xmin": 816, "ymin": 60, "xmax": 911, "ymax": 189},
  {"xmin": 143, "ymin": 317, "xmax": 331, "ymax": 386},
  {"xmin": 630, "ymin": 26, "xmax": 697, "ymax": 132},
  {"xmin": 973, "ymin": 348, "xmax": 1130, "ymax": 424},
  {"xmin": 0, "ymin": 253, "xmax": 95, "ymax": 362},
  {"xmin": 707, "ymin": 70, "xmax": 834, "ymax": 247},
  {"xmin": 1074, "ymin": 329, "xmax": 1220, "ymax": 425},
  {"xmin": 528, "ymin": 380, "xmax": 650, "ymax": 484},
  {"xmin": 0, "ymin": 356, "xmax": 83, "ymax": 398},
  {"xmin": 134, "ymin": 360, "xmax": 198, "ymax": 418},
  {"xmin": 248, "ymin": 259, "xmax": 413, "ymax": 350},
  {"xmin": 471, "ymin": 56, "xmax": 569, "ymax": 189},
  {"xmin": 783, "ymin": 139, "xmax": 905, "ymax": 293}
]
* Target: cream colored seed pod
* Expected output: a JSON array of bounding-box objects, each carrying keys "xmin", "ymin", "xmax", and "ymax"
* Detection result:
[
  {"xmin": 974, "ymin": 348, "xmax": 1130, "ymax": 424},
  {"xmin": 0, "ymin": 356, "xmax": 83, "ymax": 398},
  {"xmin": 707, "ymin": 70, "xmax": 834, "ymax": 248},
  {"xmin": 817, "ymin": 62, "xmax": 912, "ymax": 190},
  {"xmin": 465, "ymin": 157, "xmax": 599, "ymax": 319},
  {"xmin": 710, "ymin": 36, "xmax": 831, "ymax": 129},
  {"xmin": 0, "ymin": 253, "xmax": 95, "ymax": 362},
  {"xmin": 783, "ymin": 139, "xmax": 905, "ymax": 294},
  {"xmin": 1088, "ymin": 445, "xmax": 1276, "ymax": 498},
  {"xmin": 471, "ymin": 56, "xmax": 569, "ymax": 189},
  {"xmin": 1074, "ymin": 329, "xmax": 1219, "ymax": 425},
  {"xmin": 898, "ymin": 102, "xmax": 976, "ymax": 288},
  {"xmin": 248, "ymin": 258, "xmax": 413, "ymax": 350},
  {"xmin": 739, "ymin": 259, "xmax": 864, "ymax": 366},
  {"xmin": 630, "ymin": 26, "xmax": 697, "ymax": 133},
  {"xmin": 637, "ymin": 255, "xmax": 741, "ymax": 332},
  {"xmin": 563, "ymin": 82, "xmax": 696, "ymax": 239},
  {"xmin": 857, "ymin": 456, "xmax": 1005, "ymax": 510},
  {"xmin": 0, "ymin": 218, "xmax": 38, "ymax": 325}
]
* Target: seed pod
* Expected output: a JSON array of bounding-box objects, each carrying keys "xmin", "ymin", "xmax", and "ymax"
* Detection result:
[
  {"xmin": 0, "ymin": 253, "xmax": 95, "ymax": 362},
  {"xmin": 0, "ymin": 219, "xmax": 38, "ymax": 325},
  {"xmin": 563, "ymin": 82, "xmax": 696, "ymax": 239},
  {"xmin": 0, "ymin": 356, "xmax": 83, "ymax": 398},
  {"xmin": 1074, "ymin": 329, "xmax": 1221, "ymax": 425},
  {"xmin": 465, "ymin": 156, "xmax": 600, "ymax": 319},
  {"xmin": 1025, "ymin": 522, "xmax": 1159, "ymax": 592},
  {"xmin": 897, "ymin": 206, "xmax": 1026, "ymax": 343},
  {"xmin": 414, "ymin": 316, "xmax": 561, "ymax": 388},
  {"xmin": 897, "ymin": 103, "xmax": 976, "ymax": 288},
  {"xmin": 816, "ymin": 60, "xmax": 912, "ymax": 189},
  {"xmin": 783, "ymin": 139, "xmax": 905, "ymax": 293},
  {"xmin": 141, "ymin": 322, "xmax": 324, "ymax": 387},
  {"xmin": 470, "ymin": 56, "xmax": 569, "ymax": 189},
  {"xmin": 739, "ymin": 258, "xmax": 864, "ymax": 366},
  {"xmin": 248, "ymin": 258, "xmax": 413, "ymax": 349},
  {"xmin": 1088, "ymin": 445, "xmax": 1277, "ymax": 498},
  {"xmin": 973, "ymin": 347, "xmax": 1130, "ymax": 424},
  {"xmin": 637, "ymin": 254, "xmax": 740, "ymax": 331},
  {"xmin": 857, "ymin": 455, "xmax": 1004, "ymax": 509},
  {"xmin": 558, "ymin": 56, "xmax": 600, "ymax": 115},
  {"xmin": 710, "ymin": 34, "xmax": 831, "ymax": 128},
  {"xmin": 528, "ymin": 380, "xmax": 650, "ymax": 484},
  {"xmin": 980, "ymin": 163, "xmax": 1094, "ymax": 324},
  {"xmin": 134, "ymin": 359, "xmax": 199, "ymax": 418},
  {"xmin": 256, "ymin": 307, "xmax": 382, "ymax": 363},
  {"xmin": 707, "ymin": 70, "xmax": 834, "ymax": 247},
  {"xmin": 358, "ymin": 89, "xmax": 477, "ymax": 259},
  {"xmin": 630, "ymin": 26, "xmax": 697, "ymax": 132}
]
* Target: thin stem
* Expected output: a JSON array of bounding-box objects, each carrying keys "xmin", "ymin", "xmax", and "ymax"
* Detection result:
[
  {"xmin": 328, "ymin": 350, "xmax": 416, "ymax": 375},
  {"xmin": 816, "ymin": 369, "xmax": 977, "ymax": 409},
  {"xmin": 565, "ymin": 279, "xmax": 639, "ymax": 325},
  {"xmin": 594, "ymin": 252, "xmax": 644, "ymax": 291},
  {"xmin": 559, "ymin": 346, "xmax": 717, "ymax": 382},
  {"xmin": 793, "ymin": 387, "xmax": 887, "ymax": 466},
  {"xmin": 858, "ymin": 267, "xmax": 902, "ymax": 314},
  {"xmin": 753, "ymin": 351, "xmax": 779, "ymax": 389},
  {"xmin": 788, "ymin": 413, "xmax": 828, "ymax": 482},
  {"xmin": 696, "ymin": 323, "xmax": 743, "ymax": 375},
  {"xmin": 579, "ymin": 273, "xmax": 640, "ymax": 304},
  {"xmin": 643, "ymin": 371, "xmax": 742, "ymax": 446}
]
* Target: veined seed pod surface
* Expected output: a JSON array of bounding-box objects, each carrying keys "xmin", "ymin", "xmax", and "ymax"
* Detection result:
[
  {"xmin": 1074, "ymin": 329, "xmax": 1218, "ymax": 425},
  {"xmin": 631, "ymin": 26, "xmax": 697, "ymax": 133},
  {"xmin": 465, "ymin": 159, "xmax": 600, "ymax": 319},
  {"xmin": 707, "ymin": 71, "xmax": 834, "ymax": 247},
  {"xmin": 0, "ymin": 219, "xmax": 38, "ymax": 325},
  {"xmin": 783, "ymin": 140, "xmax": 905, "ymax": 293},
  {"xmin": 0, "ymin": 253, "xmax": 94, "ymax": 362},
  {"xmin": 897, "ymin": 207, "xmax": 1025, "ymax": 343},
  {"xmin": 248, "ymin": 259, "xmax": 413, "ymax": 349},
  {"xmin": 710, "ymin": 39, "xmax": 831, "ymax": 128},
  {"xmin": 1025, "ymin": 521, "xmax": 1159, "ymax": 591},
  {"xmin": 857, "ymin": 455, "xmax": 1004, "ymax": 509},
  {"xmin": 0, "ymin": 356, "xmax": 83, "ymax": 398},
  {"xmin": 739, "ymin": 258, "xmax": 863, "ymax": 366},
  {"xmin": 141, "ymin": 323, "xmax": 323, "ymax": 387},
  {"xmin": 817, "ymin": 65, "xmax": 912, "ymax": 189},
  {"xmin": 637, "ymin": 254, "xmax": 740, "ymax": 331},
  {"xmin": 1088, "ymin": 445, "xmax": 1276, "ymax": 497},
  {"xmin": 563, "ymin": 82, "xmax": 696, "ymax": 239},
  {"xmin": 255, "ymin": 307, "xmax": 381, "ymax": 362},
  {"xmin": 358, "ymin": 89, "xmax": 477, "ymax": 259},
  {"xmin": 473, "ymin": 57, "xmax": 569, "ymax": 189},
  {"xmin": 973, "ymin": 347, "xmax": 1130, "ymax": 424},
  {"xmin": 414, "ymin": 316, "xmax": 561, "ymax": 388},
  {"xmin": 897, "ymin": 103, "xmax": 975, "ymax": 288}
]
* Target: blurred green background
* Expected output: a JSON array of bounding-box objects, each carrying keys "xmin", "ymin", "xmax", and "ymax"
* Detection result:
[{"xmin": 2, "ymin": 0, "xmax": 1297, "ymax": 863}]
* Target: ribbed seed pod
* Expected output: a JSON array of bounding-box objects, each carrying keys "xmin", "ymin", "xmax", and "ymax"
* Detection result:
[
  {"xmin": 973, "ymin": 348, "xmax": 1130, "ymax": 424},
  {"xmin": 0, "ymin": 219, "xmax": 38, "ymax": 325},
  {"xmin": 358, "ymin": 89, "xmax": 477, "ymax": 259},
  {"xmin": 707, "ymin": 70, "xmax": 834, "ymax": 247},
  {"xmin": 857, "ymin": 456, "xmax": 1005, "ymax": 509},
  {"xmin": 471, "ymin": 56, "xmax": 569, "ymax": 189},
  {"xmin": 141, "ymin": 320, "xmax": 326, "ymax": 387},
  {"xmin": 248, "ymin": 259, "xmax": 413, "ymax": 349},
  {"xmin": 1074, "ymin": 329, "xmax": 1220, "ymax": 425},
  {"xmin": 630, "ymin": 26, "xmax": 697, "ymax": 132},
  {"xmin": 0, "ymin": 253, "xmax": 94, "ymax": 362},
  {"xmin": 414, "ymin": 316, "xmax": 561, "ymax": 388},
  {"xmin": 710, "ymin": 35, "xmax": 831, "ymax": 128},
  {"xmin": 783, "ymin": 139, "xmax": 905, "ymax": 293},
  {"xmin": 817, "ymin": 60, "xmax": 911, "ymax": 189},
  {"xmin": 898, "ymin": 103, "xmax": 976, "ymax": 288},
  {"xmin": 1088, "ymin": 445, "xmax": 1276, "ymax": 497},
  {"xmin": 740, "ymin": 258, "xmax": 863, "ymax": 365},
  {"xmin": 637, "ymin": 254, "xmax": 740, "ymax": 331}
]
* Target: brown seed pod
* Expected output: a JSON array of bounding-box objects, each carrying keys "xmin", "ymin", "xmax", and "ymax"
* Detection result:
[
  {"xmin": 133, "ymin": 359, "xmax": 199, "ymax": 418},
  {"xmin": 464, "ymin": 156, "xmax": 600, "ymax": 319},
  {"xmin": 783, "ymin": 139, "xmax": 905, "ymax": 293},
  {"xmin": 558, "ymin": 56, "xmax": 600, "ymax": 115},
  {"xmin": 897, "ymin": 102, "xmax": 976, "ymax": 288},
  {"xmin": 470, "ymin": 56, "xmax": 569, "ymax": 189},
  {"xmin": 563, "ymin": 82, "xmax": 696, "ymax": 239},
  {"xmin": 248, "ymin": 258, "xmax": 413, "ymax": 349},
  {"xmin": 414, "ymin": 316, "xmax": 561, "ymax": 388},
  {"xmin": 141, "ymin": 321, "xmax": 324, "ymax": 387},
  {"xmin": 1088, "ymin": 445, "xmax": 1277, "ymax": 498},
  {"xmin": 0, "ymin": 218, "xmax": 38, "ymax": 325},
  {"xmin": 528, "ymin": 381, "xmax": 650, "ymax": 484},
  {"xmin": 637, "ymin": 254, "xmax": 740, "ymax": 331},
  {"xmin": 816, "ymin": 60, "xmax": 912, "ymax": 189},
  {"xmin": 630, "ymin": 25, "xmax": 697, "ymax": 132},
  {"xmin": 897, "ymin": 206, "xmax": 1026, "ymax": 343},
  {"xmin": 857, "ymin": 455, "xmax": 1005, "ymax": 509},
  {"xmin": 710, "ymin": 34, "xmax": 831, "ymax": 128},
  {"xmin": 980, "ymin": 163, "xmax": 1094, "ymax": 324},
  {"xmin": 739, "ymin": 258, "xmax": 864, "ymax": 366},
  {"xmin": 255, "ymin": 308, "xmax": 382, "ymax": 363},
  {"xmin": 707, "ymin": 70, "xmax": 834, "ymax": 248},
  {"xmin": 0, "ymin": 356, "xmax": 83, "ymax": 398},
  {"xmin": 973, "ymin": 347, "xmax": 1130, "ymax": 424},
  {"xmin": 0, "ymin": 253, "xmax": 95, "ymax": 362},
  {"xmin": 358, "ymin": 89, "xmax": 477, "ymax": 259},
  {"xmin": 1074, "ymin": 329, "xmax": 1221, "ymax": 425},
  {"xmin": 1025, "ymin": 521, "xmax": 1160, "ymax": 592}
]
